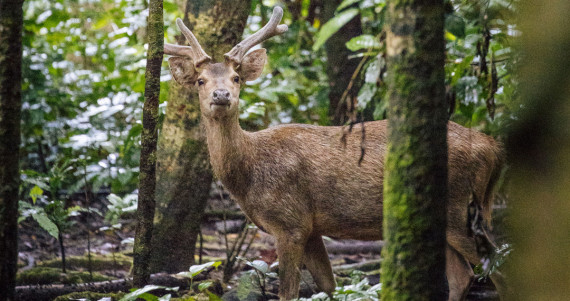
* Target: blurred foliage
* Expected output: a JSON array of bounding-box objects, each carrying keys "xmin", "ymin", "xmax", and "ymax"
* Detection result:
[{"xmin": 20, "ymin": 0, "xmax": 516, "ymax": 214}]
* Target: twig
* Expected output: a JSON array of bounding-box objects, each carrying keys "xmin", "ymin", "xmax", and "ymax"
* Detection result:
[{"xmin": 82, "ymin": 164, "xmax": 93, "ymax": 280}]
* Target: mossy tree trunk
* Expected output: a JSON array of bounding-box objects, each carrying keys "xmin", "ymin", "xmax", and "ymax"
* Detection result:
[
  {"xmin": 132, "ymin": 0, "xmax": 163, "ymax": 287},
  {"xmin": 0, "ymin": 0, "xmax": 24, "ymax": 300},
  {"xmin": 506, "ymin": 1, "xmax": 570, "ymax": 300},
  {"xmin": 322, "ymin": 0, "xmax": 363, "ymax": 125},
  {"xmin": 381, "ymin": 1, "xmax": 448, "ymax": 300},
  {"xmin": 150, "ymin": 0, "xmax": 251, "ymax": 273}
]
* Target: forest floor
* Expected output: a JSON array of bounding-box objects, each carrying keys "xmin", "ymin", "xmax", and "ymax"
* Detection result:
[{"xmin": 15, "ymin": 188, "xmax": 502, "ymax": 301}]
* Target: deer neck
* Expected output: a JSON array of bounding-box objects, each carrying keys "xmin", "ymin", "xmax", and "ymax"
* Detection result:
[{"xmin": 204, "ymin": 115, "xmax": 252, "ymax": 198}]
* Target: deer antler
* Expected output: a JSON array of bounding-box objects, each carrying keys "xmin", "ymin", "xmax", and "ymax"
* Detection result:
[
  {"xmin": 224, "ymin": 6, "xmax": 288, "ymax": 66},
  {"xmin": 164, "ymin": 18, "xmax": 211, "ymax": 67}
]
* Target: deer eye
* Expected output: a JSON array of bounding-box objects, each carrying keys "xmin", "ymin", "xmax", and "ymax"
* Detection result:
[
  {"xmin": 233, "ymin": 76, "xmax": 240, "ymax": 83},
  {"xmin": 197, "ymin": 79, "xmax": 205, "ymax": 86}
]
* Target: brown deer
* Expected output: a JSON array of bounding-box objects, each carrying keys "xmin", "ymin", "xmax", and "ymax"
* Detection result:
[{"xmin": 163, "ymin": 7, "xmax": 506, "ymax": 301}]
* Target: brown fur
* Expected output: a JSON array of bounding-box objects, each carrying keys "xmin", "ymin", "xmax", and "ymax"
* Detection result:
[{"xmin": 168, "ymin": 52, "xmax": 505, "ymax": 300}]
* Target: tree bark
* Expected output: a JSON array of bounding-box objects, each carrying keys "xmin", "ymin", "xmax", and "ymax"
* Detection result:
[
  {"xmin": 0, "ymin": 0, "xmax": 24, "ymax": 300},
  {"xmin": 150, "ymin": 0, "xmax": 251, "ymax": 273},
  {"xmin": 381, "ymin": 1, "xmax": 447, "ymax": 300},
  {"xmin": 506, "ymin": 1, "xmax": 570, "ymax": 300},
  {"xmin": 322, "ymin": 0, "xmax": 362, "ymax": 125},
  {"xmin": 132, "ymin": 0, "xmax": 163, "ymax": 287}
]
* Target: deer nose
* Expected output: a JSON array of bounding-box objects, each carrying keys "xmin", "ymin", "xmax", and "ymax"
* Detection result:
[{"xmin": 212, "ymin": 89, "xmax": 231, "ymax": 105}]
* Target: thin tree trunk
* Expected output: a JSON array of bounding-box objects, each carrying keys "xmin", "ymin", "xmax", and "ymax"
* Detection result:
[
  {"xmin": 506, "ymin": 1, "xmax": 570, "ymax": 300},
  {"xmin": 322, "ymin": 0, "xmax": 362, "ymax": 125},
  {"xmin": 381, "ymin": 1, "xmax": 447, "ymax": 300},
  {"xmin": 58, "ymin": 231, "xmax": 67, "ymax": 273},
  {"xmin": 0, "ymin": 0, "xmax": 24, "ymax": 299},
  {"xmin": 150, "ymin": 0, "xmax": 251, "ymax": 273},
  {"xmin": 132, "ymin": 0, "xmax": 163, "ymax": 287}
]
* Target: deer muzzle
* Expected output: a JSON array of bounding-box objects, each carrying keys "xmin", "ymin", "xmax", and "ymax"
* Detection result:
[{"xmin": 212, "ymin": 89, "xmax": 231, "ymax": 106}]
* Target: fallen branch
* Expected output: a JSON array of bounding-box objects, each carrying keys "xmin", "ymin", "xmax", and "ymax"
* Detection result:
[{"xmin": 15, "ymin": 273, "xmax": 203, "ymax": 301}]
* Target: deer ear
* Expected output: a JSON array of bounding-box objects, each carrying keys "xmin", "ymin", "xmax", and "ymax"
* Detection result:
[
  {"xmin": 239, "ymin": 48, "xmax": 267, "ymax": 82},
  {"xmin": 168, "ymin": 57, "xmax": 198, "ymax": 88}
]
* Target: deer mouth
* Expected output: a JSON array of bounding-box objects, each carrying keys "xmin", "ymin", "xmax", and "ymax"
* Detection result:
[{"xmin": 210, "ymin": 102, "xmax": 230, "ymax": 109}]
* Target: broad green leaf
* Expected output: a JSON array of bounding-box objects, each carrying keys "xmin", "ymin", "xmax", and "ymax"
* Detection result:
[
  {"xmin": 346, "ymin": 34, "xmax": 380, "ymax": 51},
  {"xmin": 29, "ymin": 185, "xmax": 44, "ymax": 204},
  {"xmin": 313, "ymin": 8, "xmax": 359, "ymax": 51},
  {"xmin": 119, "ymin": 285, "xmax": 178, "ymax": 301},
  {"xmin": 31, "ymin": 212, "xmax": 59, "ymax": 238},
  {"xmin": 246, "ymin": 260, "xmax": 268, "ymax": 274},
  {"xmin": 180, "ymin": 261, "xmax": 220, "ymax": 278}
]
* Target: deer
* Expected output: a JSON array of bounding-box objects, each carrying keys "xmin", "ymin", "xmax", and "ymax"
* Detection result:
[{"xmin": 163, "ymin": 7, "xmax": 506, "ymax": 301}]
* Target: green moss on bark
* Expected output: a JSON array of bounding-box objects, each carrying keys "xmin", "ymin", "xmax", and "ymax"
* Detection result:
[
  {"xmin": 381, "ymin": 1, "xmax": 448, "ymax": 300},
  {"xmin": 133, "ymin": 0, "xmax": 164, "ymax": 287}
]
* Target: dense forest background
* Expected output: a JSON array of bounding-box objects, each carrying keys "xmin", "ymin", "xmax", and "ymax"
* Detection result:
[{"xmin": 8, "ymin": 0, "xmax": 569, "ymax": 300}]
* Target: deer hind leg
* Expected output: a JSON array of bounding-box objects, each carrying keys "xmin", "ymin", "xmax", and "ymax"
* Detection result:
[
  {"xmin": 303, "ymin": 234, "xmax": 335, "ymax": 296},
  {"xmin": 276, "ymin": 231, "xmax": 308, "ymax": 300},
  {"xmin": 446, "ymin": 244, "xmax": 475, "ymax": 301},
  {"xmin": 448, "ymin": 230, "xmax": 506, "ymax": 301}
]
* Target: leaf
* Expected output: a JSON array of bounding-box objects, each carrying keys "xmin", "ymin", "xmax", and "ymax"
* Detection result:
[
  {"xmin": 246, "ymin": 260, "xmax": 268, "ymax": 274},
  {"xmin": 206, "ymin": 291, "xmax": 223, "ymax": 301},
  {"xmin": 29, "ymin": 185, "xmax": 44, "ymax": 204},
  {"xmin": 336, "ymin": 0, "xmax": 361, "ymax": 12},
  {"xmin": 445, "ymin": 15, "xmax": 466, "ymax": 38},
  {"xmin": 313, "ymin": 9, "xmax": 360, "ymax": 51},
  {"xmin": 179, "ymin": 261, "xmax": 220, "ymax": 278},
  {"xmin": 346, "ymin": 35, "xmax": 380, "ymax": 51},
  {"xmin": 31, "ymin": 212, "xmax": 59, "ymax": 238},
  {"xmin": 357, "ymin": 84, "xmax": 377, "ymax": 109},
  {"xmin": 198, "ymin": 281, "xmax": 213, "ymax": 291},
  {"xmin": 158, "ymin": 294, "xmax": 171, "ymax": 301},
  {"xmin": 119, "ymin": 285, "xmax": 178, "ymax": 301},
  {"xmin": 365, "ymin": 58, "xmax": 381, "ymax": 84}
]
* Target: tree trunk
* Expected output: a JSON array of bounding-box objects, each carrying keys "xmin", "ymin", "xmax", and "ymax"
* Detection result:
[
  {"xmin": 0, "ymin": 0, "xmax": 24, "ymax": 300},
  {"xmin": 381, "ymin": 1, "xmax": 447, "ymax": 300},
  {"xmin": 322, "ymin": 0, "xmax": 362, "ymax": 125},
  {"xmin": 506, "ymin": 1, "xmax": 570, "ymax": 300},
  {"xmin": 150, "ymin": 0, "xmax": 251, "ymax": 273},
  {"xmin": 132, "ymin": 0, "xmax": 163, "ymax": 287}
]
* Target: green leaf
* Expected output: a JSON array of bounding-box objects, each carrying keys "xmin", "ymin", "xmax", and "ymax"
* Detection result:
[
  {"xmin": 346, "ymin": 35, "xmax": 380, "ymax": 51},
  {"xmin": 336, "ymin": 0, "xmax": 361, "ymax": 12},
  {"xmin": 357, "ymin": 84, "xmax": 377, "ymax": 109},
  {"xmin": 313, "ymin": 8, "xmax": 359, "ymax": 51},
  {"xmin": 365, "ymin": 58, "xmax": 381, "ymax": 84},
  {"xmin": 246, "ymin": 260, "xmax": 268, "ymax": 274},
  {"xmin": 445, "ymin": 14, "xmax": 466, "ymax": 38},
  {"xmin": 158, "ymin": 294, "xmax": 172, "ymax": 301},
  {"xmin": 31, "ymin": 211, "xmax": 59, "ymax": 238},
  {"xmin": 198, "ymin": 281, "xmax": 213, "ymax": 291},
  {"xmin": 178, "ymin": 261, "xmax": 220, "ymax": 279},
  {"xmin": 29, "ymin": 185, "xmax": 44, "ymax": 204},
  {"xmin": 119, "ymin": 285, "xmax": 178, "ymax": 301},
  {"xmin": 206, "ymin": 290, "xmax": 223, "ymax": 301}
]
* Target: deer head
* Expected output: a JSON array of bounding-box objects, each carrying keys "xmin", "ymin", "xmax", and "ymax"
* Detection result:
[{"xmin": 164, "ymin": 7, "xmax": 288, "ymax": 121}]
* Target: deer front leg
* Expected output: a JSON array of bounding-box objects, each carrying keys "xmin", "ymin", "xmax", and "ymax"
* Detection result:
[
  {"xmin": 446, "ymin": 244, "xmax": 474, "ymax": 301},
  {"xmin": 276, "ymin": 232, "xmax": 307, "ymax": 300},
  {"xmin": 303, "ymin": 234, "xmax": 335, "ymax": 296}
]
